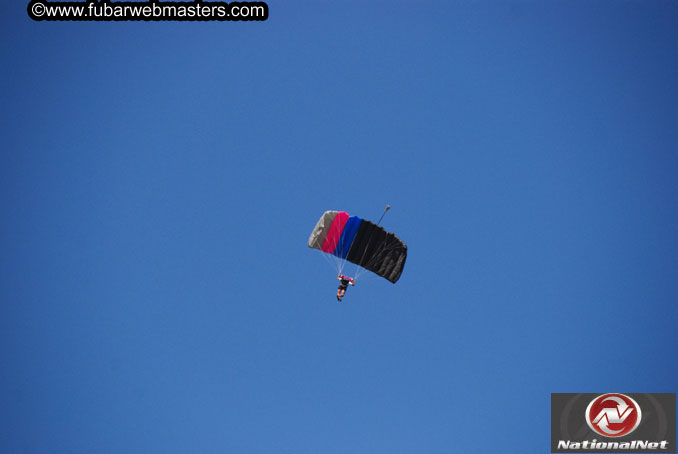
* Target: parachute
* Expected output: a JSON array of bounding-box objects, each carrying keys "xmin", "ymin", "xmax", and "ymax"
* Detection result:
[{"xmin": 308, "ymin": 210, "xmax": 407, "ymax": 283}]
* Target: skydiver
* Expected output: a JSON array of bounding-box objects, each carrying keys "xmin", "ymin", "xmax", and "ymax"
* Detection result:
[{"xmin": 337, "ymin": 274, "xmax": 355, "ymax": 301}]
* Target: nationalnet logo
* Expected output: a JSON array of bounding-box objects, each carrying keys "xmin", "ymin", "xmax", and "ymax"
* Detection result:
[
  {"xmin": 586, "ymin": 394, "xmax": 642, "ymax": 438},
  {"xmin": 551, "ymin": 393, "xmax": 676, "ymax": 453}
]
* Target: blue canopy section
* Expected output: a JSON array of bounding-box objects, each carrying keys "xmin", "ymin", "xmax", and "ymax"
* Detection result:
[{"xmin": 334, "ymin": 216, "xmax": 362, "ymax": 259}]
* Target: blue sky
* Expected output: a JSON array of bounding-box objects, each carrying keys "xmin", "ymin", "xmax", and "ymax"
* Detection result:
[{"xmin": 1, "ymin": 1, "xmax": 677, "ymax": 453}]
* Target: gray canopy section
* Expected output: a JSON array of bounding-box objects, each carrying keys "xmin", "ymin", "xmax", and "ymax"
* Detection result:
[{"xmin": 307, "ymin": 210, "xmax": 338, "ymax": 250}]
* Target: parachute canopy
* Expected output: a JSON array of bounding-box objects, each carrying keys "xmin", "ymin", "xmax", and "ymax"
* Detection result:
[{"xmin": 308, "ymin": 210, "xmax": 407, "ymax": 283}]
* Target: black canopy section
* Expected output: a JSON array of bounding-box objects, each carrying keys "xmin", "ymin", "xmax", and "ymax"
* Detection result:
[{"xmin": 345, "ymin": 219, "xmax": 407, "ymax": 283}]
